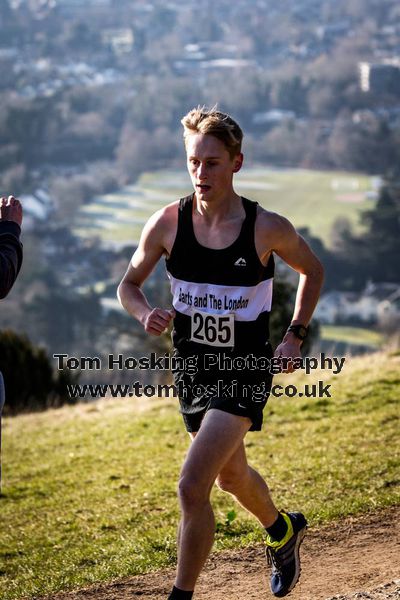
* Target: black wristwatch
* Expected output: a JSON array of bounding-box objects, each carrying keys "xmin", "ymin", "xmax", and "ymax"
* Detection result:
[{"xmin": 286, "ymin": 324, "xmax": 308, "ymax": 341}]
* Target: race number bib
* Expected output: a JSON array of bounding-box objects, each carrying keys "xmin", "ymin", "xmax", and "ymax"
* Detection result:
[{"xmin": 190, "ymin": 309, "xmax": 234, "ymax": 347}]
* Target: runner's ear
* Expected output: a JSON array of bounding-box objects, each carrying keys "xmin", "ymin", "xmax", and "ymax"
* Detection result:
[{"xmin": 233, "ymin": 153, "xmax": 243, "ymax": 173}]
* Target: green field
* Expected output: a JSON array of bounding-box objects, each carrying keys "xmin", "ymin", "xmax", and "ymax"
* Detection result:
[
  {"xmin": 1, "ymin": 352, "xmax": 399, "ymax": 599},
  {"xmin": 321, "ymin": 325, "xmax": 385, "ymax": 349},
  {"xmin": 73, "ymin": 168, "xmax": 378, "ymax": 247}
]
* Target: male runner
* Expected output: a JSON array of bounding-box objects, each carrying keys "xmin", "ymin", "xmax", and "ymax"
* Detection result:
[
  {"xmin": 0, "ymin": 194, "xmax": 23, "ymax": 493},
  {"xmin": 117, "ymin": 107, "xmax": 324, "ymax": 599}
]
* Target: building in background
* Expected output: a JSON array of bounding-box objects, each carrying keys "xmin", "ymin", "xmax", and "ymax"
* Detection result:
[{"xmin": 359, "ymin": 59, "xmax": 400, "ymax": 94}]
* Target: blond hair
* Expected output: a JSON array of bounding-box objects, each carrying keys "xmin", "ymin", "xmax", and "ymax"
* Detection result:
[{"xmin": 181, "ymin": 105, "xmax": 243, "ymax": 158}]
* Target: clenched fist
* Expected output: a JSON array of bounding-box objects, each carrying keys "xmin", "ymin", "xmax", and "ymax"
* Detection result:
[
  {"xmin": 0, "ymin": 196, "xmax": 23, "ymax": 227},
  {"xmin": 143, "ymin": 307, "xmax": 175, "ymax": 336}
]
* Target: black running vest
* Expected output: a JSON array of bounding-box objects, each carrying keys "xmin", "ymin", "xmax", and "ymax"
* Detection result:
[{"xmin": 165, "ymin": 195, "xmax": 274, "ymax": 353}]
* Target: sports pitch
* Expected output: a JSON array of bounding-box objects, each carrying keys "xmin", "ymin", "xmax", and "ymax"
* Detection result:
[{"xmin": 73, "ymin": 167, "xmax": 378, "ymax": 248}]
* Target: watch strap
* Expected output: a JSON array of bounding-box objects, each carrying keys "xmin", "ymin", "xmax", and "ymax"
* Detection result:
[{"xmin": 287, "ymin": 324, "xmax": 308, "ymax": 340}]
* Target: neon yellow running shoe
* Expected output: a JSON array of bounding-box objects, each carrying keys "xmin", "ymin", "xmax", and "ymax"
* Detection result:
[{"xmin": 265, "ymin": 511, "xmax": 308, "ymax": 597}]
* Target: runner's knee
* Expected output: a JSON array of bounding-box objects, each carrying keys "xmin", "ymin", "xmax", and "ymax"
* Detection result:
[{"xmin": 178, "ymin": 475, "xmax": 210, "ymax": 511}]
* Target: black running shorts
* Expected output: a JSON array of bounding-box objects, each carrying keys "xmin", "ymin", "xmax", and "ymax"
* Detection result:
[{"xmin": 171, "ymin": 341, "xmax": 274, "ymax": 432}]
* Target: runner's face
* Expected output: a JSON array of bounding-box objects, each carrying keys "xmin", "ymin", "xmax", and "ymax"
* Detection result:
[{"xmin": 186, "ymin": 133, "xmax": 242, "ymax": 202}]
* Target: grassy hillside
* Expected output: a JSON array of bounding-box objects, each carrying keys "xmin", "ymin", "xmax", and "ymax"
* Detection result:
[
  {"xmin": 73, "ymin": 168, "xmax": 377, "ymax": 247},
  {"xmin": 321, "ymin": 325, "xmax": 385, "ymax": 349},
  {"xmin": 1, "ymin": 352, "xmax": 399, "ymax": 599}
]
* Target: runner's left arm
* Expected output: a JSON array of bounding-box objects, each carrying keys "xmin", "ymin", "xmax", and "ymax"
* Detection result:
[{"xmin": 269, "ymin": 215, "xmax": 324, "ymax": 361}]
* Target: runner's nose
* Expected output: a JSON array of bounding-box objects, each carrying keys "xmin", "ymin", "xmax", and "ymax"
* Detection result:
[{"xmin": 197, "ymin": 162, "xmax": 207, "ymax": 180}]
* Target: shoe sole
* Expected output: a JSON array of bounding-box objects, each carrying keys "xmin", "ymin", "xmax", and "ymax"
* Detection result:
[
  {"xmin": 268, "ymin": 523, "xmax": 308, "ymax": 598},
  {"xmin": 287, "ymin": 524, "xmax": 308, "ymax": 594}
]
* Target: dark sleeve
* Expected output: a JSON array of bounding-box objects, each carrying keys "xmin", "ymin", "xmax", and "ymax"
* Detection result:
[{"xmin": 0, "ymin": 221, "xmax": 23, "ymax": 299}]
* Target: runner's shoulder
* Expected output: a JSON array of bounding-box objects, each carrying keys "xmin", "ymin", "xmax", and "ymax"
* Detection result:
[
  {"xmin": 145, "ymin": 200, "xmax": 180, "ymax": 234},
  {"xmin": 255, "ymin": 204, "xmax": 295, "ymax": 240},
  {"xmin": 140, "ymin": 200, "xmax": 180, "ymax": 255}
]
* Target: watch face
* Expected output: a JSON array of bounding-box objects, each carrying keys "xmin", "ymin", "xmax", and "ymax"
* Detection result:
[{"xmin": 289, "ymin": 325, "xmax": 307, "ymax": 339}]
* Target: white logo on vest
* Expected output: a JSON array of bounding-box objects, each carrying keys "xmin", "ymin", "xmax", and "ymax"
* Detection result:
[{"xmin": 234, "ymin": 257, "xmax": 246, "ymax": 266}]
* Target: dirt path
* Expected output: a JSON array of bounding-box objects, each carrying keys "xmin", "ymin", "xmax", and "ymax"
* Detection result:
[{"xmin": 44, "ymin": 506, "xmax": 400, "ymax": 600}]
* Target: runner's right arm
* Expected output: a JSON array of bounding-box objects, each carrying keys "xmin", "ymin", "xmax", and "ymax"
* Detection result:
[{"xmin": 117, "ymin": 209, "xmax": 175, "ymax": 336}]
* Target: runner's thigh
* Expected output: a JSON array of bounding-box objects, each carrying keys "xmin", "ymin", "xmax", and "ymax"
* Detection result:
[{"xmin": 180, "ymin": 409, "xmax": 251, "ymax": 491}]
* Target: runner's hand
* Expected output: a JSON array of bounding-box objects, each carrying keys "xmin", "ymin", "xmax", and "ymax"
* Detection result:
[
  {"xmin": 0, "ymin": 196, "xmax": 23, "ymax": 226},
  {"xmin": 274, "ymin": 339, "xmax": 302, "ymax": 373},
  {"xmin": 143, "ymin": 308, "xmax": 175, "ymax": 336}
]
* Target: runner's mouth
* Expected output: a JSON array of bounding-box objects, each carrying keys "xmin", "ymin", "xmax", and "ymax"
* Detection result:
[{"xmin": 196, "ymin": 184, "xmax": 211, "ymax": 191}]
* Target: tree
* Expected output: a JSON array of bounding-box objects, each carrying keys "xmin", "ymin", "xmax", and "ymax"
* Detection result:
[
  {"xmin": 359, "ymin": 178, "xmax": 400, "ymax": 283},
  {"xmin": 49, "ymin": 174, "xmax": 95, "ymax": 221},
  {"xmin": 115, "ymin": 125, "xmax": 153, "ymax": 184},
  {"xmin": 0, "ymin": 164, "xmax": 26, "ymax": 194},
  {"xmin": 273, "ymin": 76, "xmax": 308, "ymax": 115},
  {"xmin": 0, "ymin": 330, "xmax": 79, "ymax": 415},
  {"xmin": 332, "ymin": 174, "xmax": 400, "ymax": 287}
]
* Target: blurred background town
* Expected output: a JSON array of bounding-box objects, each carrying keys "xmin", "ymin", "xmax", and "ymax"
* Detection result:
[{"xmin": 0, "ymin": 0, "xmax": 399, "ymax": 409}]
